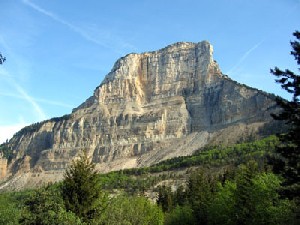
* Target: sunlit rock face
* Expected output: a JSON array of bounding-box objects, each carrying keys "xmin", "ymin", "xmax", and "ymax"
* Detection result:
[{"xmin": 1, "ymin": 41, "xmax": 280, "ymax": 190}]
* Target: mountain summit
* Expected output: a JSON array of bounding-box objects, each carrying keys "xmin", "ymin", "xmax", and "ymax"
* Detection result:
[{"xmin": 0, "ymin": 41, "xmax": 280, "ymax": 190}]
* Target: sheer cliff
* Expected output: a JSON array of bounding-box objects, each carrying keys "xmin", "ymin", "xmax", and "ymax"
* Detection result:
[{"xmin": 0, "ymin": 41, "xmax": 281, "ymax": 189}]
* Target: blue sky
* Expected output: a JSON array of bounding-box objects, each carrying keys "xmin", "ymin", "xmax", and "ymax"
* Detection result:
[{"xmin": 0, "ymin": 0, "xmax": 299, "ymax": 143}]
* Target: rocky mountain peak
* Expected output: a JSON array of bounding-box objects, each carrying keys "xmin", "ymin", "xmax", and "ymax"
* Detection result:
[
  {"xmin": 0, "ymin": 41, "xmax": 281, "ymax": 190},
  {"xmin": 101, "ymin": 40, "xmax": 216, "ymax": 85}
]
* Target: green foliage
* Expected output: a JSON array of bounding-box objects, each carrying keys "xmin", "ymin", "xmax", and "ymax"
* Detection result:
[
  {"xmin": 270, "ymin": 31, "xmax": 300, "ymax": 200},
  {"xmin": 158, "ymin": 162, "xmax": 296, "ymax": 225},
  {"xmin": 146, "ymin": 183, "xmax": 186, "ymax": 214},
  {"xmin": 187, "ymin": 169, "xmax": 217, "ymax": 225},
  {"xmin": 150, "ymin": 135, "xmax": 279, "ymax": 172},
  {"xmin": 14, "ymin": 114, "xmax": 71, "ymax": 138},
  {"xmin": 250, "ymin": 173, "xmax": 295, "ymax": 225},
  {"xmin": 0, "ymin": 143, "xmax": 14, "ymax": 162},
  {"xmin": 14, "ymin": 122, "xmax": 43, "ymax": 137},
  {"xmin": 48, "ymin": 114, "xmax": 71, "ymax": 123},
  {"xmin": 98, "ymin": 170, "xmax": 160, "ymax": 194},
  {"xmin": 208, "ymin": 165, "xmax": 296, "ymax": 225},
  {"xmin": 106, "ymin": 136, "xmax": 279, "ymax": 178},
  {"xmin": 208, "ymin": 181, "xmax": 236, "ymax": 225},
  {"xmin": 0, "ymin": 192, "xmax": 22, "ymax": 225},
  {"xmin": 0, "ymin": 52, "xmax": 5, "ymax": 64},
  {"xmin": 164, "ymin": 205, "xmax": 195, "ymax": 225},
  {"xmin": 100, "ymin": 194, "xmax": 164, "ymax": 225},
  {"xmin": 95, "ymin": 136, "xmax": 280, "ymax": 203},
  {"xmin": 20, "ymin": 186, "xmax": 83, "ymax": 225},
  {"xmin": 157, "ymin": 185, "xmax": 174, "ymax": 212},
  {"xmin": 0, "ymin": 135, "xmax": 296, "ymax": 224},
  {"xmin": 61, "ymin": 151, "xmax": 107, "ymax": 224},
  {"xmin": 234, "ymin": 161, "xmax": 259, "ymax": 225}
]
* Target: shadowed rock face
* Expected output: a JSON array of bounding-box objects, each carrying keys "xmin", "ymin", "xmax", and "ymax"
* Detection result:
[{"xmin": 1, "ymin": 41, "xmax": 281, "ymax": 189}]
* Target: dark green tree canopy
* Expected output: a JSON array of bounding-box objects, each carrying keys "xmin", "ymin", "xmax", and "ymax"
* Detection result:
[
  {"xmin": 270, "ymin": 31, "xmax": 300, "ymax": 200},
  {"xmin": 271, "ymin": 31, "xmax": 300, "ymax": 122},
  {"xmin": 61, "ymin": 151, "xmax": 107, "ymax": 224},
  {"xmin": 0, "ymin": 52, "xmax": 5, "ymax": 64}
]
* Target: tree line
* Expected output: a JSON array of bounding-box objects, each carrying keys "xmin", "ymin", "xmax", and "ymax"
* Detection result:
[{"xmin": 0, "ymin": 151, "xmax": 298, "ymax": 224}]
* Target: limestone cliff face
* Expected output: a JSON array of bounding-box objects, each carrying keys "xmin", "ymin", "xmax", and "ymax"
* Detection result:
[{"xmin": 0, "ymin": 41, "xmax": 280, "ymax": 189}]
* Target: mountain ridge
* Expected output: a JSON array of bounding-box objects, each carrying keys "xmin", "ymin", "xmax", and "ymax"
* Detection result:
[{"xmin": 0, "ymin": 40, "xmax": 282, "ymax": 190}]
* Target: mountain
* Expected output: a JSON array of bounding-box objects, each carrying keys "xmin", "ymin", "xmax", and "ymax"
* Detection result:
[{"xmin": 0, "ymin": 41, "xmax": 282, "ymax": 190}]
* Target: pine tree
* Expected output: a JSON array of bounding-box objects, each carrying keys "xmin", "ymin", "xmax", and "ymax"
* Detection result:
[
  {"xmin": 270, "ymin": 31, "xmax": 300, "ymax": 200},
  {"xmin": 0, "ymin": 52, "xmax": 5, "ymax": 64},
  {"xmin": 61, "ymin": 151, "xmax": 107, "ymax": 224},
  {"xmin": 157, "ymin": 185, "xmax": 174, "ymax": 212},
  {"xmin": 234, "ymin": 161, "xmax": 258, "ymax": 225},
  {"xmin": 187, "ymin": 169, "xmax": 216, "ymax": 225}
]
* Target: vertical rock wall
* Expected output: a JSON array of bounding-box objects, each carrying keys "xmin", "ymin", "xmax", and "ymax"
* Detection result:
[{"xmin": 1, "ymin": 41, "xmax": 280, "ymax": 188}]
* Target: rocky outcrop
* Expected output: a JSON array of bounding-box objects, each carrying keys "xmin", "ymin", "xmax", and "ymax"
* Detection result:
[
  {"xmin": 0, "ymin": 41, "xmax": 281, "ymax": 190},
  {"xmin": 0, "ymin": 155, "xmax": 7, "ymax": 178}
]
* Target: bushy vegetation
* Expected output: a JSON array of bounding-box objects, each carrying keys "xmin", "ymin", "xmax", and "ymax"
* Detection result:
[
  {"xmin": 0, "ymin": 143, "xmax": 14, "ymax": 162},
  {"xmin": 13, "ymin": 114, "xmax": 71, "ymax": 138},
  {"xmin": 159, "ymin": 164, "xmax": 297, "ymax": 225},
  {"xmin": 98, "ymin": 170, "xmax": 162, "ymax": 194},
  {"xmin": 0, "ymin": 191, "xmax": 23, "ymax": 225},
  {"xmin": 152, "ymin": 135, "xmax": 279, "ymax": 171},
  {"xmin": 20, "ymin": 186, "xmax": 82, "ymax": 225},
  {"xmin": 101, "ymin": 194, "xmax": 164, "ymax": 225},
  {"xmin": 0, "ymin": 135, "xmax": 298, "ymax": 224}
]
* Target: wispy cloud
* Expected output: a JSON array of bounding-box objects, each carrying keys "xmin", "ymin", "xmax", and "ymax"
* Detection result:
[
  {"xmin": 0, "ymin": 91, "xmax": 73, "ymax": 108},
  {"xmin": 6, "ymin": 75, "xmax": 47, "ymax": 121},
  {"xmin": 22, "ymin": 0, "xmax": 136, "ymax": 54},
  {"xmin": 227, "ymin": 39, "xmax": 264, "ymax": 75},
  {"xmin": 0, "ymin": 47, "xmax": 47, "ymax": 121}
]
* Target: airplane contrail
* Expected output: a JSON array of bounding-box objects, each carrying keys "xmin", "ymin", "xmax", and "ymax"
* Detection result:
[
  {"xmin": 227, "ymin": 39, "xmax": 265, "ymax": 75},
  {"xmin": 9, "ymin": 77, "xmax": 47, "ymax": 121},
  {"xmin": 22, "ymin": 0, "xmax": 136, "ymax": 53}
]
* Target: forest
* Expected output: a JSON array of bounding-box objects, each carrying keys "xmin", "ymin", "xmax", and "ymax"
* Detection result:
[{"xmin": 0, "ymin": 134, "xmax": 298, "ymax": 225}]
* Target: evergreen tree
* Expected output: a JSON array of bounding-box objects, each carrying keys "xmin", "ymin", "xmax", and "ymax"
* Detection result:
[
  {"xmin": 270, "ymin": 31, "xmax": 300, "ymax": 200},
  {"xmin": 157, "ymin": 185, "xmax": 174, "ymax": 212},
  {"xmin": 0, "ymin": 52, "xmax": 5, "ymax": 64},
  {"xmin": 61, "ymin": 151, "xmax": 107, "ymax": 224},
  {"xmin": 208, "ymin": 180, "xmax": 236, "ymax": 225},
  {"xmin": 187, "ymin": 169, "xmax": 217, "ymax": 225},
  {"xmin": 234, "ymin": 161, "xmax": 258, "ymax": 225},
  {"xmin": 208, "ymin": 170, "xmax": 295, "ymax": 225},
  {"xmin": 175, "ymin": 185, "xmax": 187, "ymax": 206}
]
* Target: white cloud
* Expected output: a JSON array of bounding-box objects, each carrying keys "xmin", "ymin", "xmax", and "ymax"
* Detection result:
[{"xmin": 0, "ymin": 123, "xmax": 28, "ymax": 144}]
